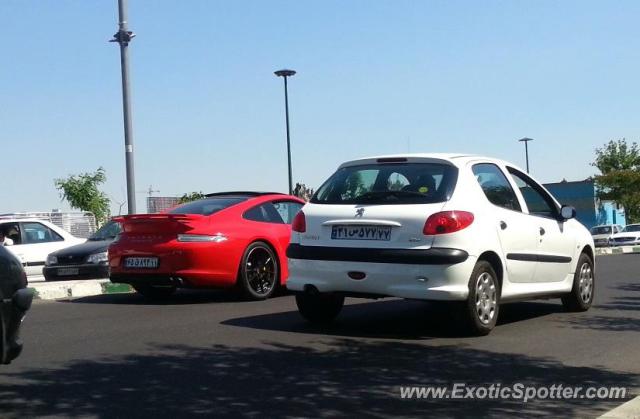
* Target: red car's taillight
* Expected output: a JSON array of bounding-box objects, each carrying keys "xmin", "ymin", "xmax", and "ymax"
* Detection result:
[
  {"xmin": 292, "ymin": 211, "xmax": 306, "ymax": 233},
  {"xmin": 423, "ymin": 211, "xmax": 474, "ymax": 235}
]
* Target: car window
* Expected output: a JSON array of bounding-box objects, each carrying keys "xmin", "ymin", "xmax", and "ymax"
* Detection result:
[
  {"xmin": 273, "ymin": 201, "xmax": 304, "ymax": 224},
  {"xmin": 0, "ymin": 222, "xmax": 22, "ymax": 245},
  {"xmin": 20, "ymin": 222, "xmax": 63, "ymax": 244},
  {"xmin": 507, "ymin": 168, "xmax": 558, "ymax": 218},
  {"xmin": 591, "ymin": 226, "xmax": 612, "ymax": 235},
  {"xmin": 472, "ymin": 163, "xmax": 522, "ymax": 212},
  {"xmin": 89, "ymin": 220, "xmax": 122, "ymax": 241},
  {"xmin": 623, "ymin": 224, "xmax": 640, "ymax": 232},
  {"xmin": 312, "ymin": 162, "xmax": 458, "ymax": 205},
  {"xmin": 243, "ymin": 203, "xmax": 285, "ymax": 224},
  {"xmin": 169, "ymin": 197, "xmax": 248, "ymax": 216}
]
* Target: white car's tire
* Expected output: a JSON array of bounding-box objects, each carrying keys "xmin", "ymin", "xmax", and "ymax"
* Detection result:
[
  {"xmin": 463, "ymin": 260, "xmax": 501, "ymax": 336},
  {"xmin": 562, "ymin": 253, "xmax": 594, "ymax": 312}
]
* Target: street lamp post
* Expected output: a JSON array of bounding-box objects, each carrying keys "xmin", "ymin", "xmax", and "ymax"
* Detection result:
[
  {"xmin": 518, "ymin": 137, "xmax": 534, "ymax": 173},
  {"xmin": 110, "ymin": 0, "xmax": 137, "ymax": 214},
  {"xmin": 274, "ymin": 69, "xmax": 296, "ymax": 195}
]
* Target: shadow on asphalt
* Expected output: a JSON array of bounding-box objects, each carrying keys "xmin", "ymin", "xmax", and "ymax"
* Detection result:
[
  {"xmin": 63, "ymin": 289, "xmax": 291, "ymax": 306},
  {"xmin": 0, "ymin": 339, "xmax": 635, "ymax": 418},
  {"xmin": 221, "ymin": 300, "xmax": 565, "ymax": 340},
  {"xmin": 567, "ymin": 281, "xmax": 640, "ymax": 332}
]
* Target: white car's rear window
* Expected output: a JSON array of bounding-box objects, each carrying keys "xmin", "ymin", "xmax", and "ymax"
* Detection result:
[{"xmin": 311, "ymin": 162, "xmax": 458, "ymax": 205}]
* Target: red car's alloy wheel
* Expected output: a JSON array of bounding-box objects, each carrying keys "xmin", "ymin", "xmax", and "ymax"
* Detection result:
[{"xmin": 241, "ymin": 243, "xmax": 278, "ymax": 299}]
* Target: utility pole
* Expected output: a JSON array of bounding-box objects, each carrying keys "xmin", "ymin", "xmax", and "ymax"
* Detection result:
[
  {"xmin": 518, "ymin": 137, "xmax": 534, "ymax": 173},
  {"xmin": 110, "ymin": 0, "xmax": 137, "ymax": 214},
  {"xmin": 275, "ymin": 69, "xmax": 296, "ymax": 195}
]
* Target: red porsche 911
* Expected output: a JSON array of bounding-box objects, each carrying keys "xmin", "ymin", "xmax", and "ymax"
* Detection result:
[{"xmin": 109, "ymin": 192, "xmax": 305, "ymax": 300}]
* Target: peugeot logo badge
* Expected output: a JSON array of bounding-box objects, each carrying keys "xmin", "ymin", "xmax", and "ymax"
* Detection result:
[{"xmin": 355, "ymin": 208, "xmax": 365, "ymax": 217}]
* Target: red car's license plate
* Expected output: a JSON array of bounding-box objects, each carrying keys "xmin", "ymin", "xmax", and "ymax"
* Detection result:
[{"xmin": 125, "ymin": 257, "xmax": 159, "ymax": 269}]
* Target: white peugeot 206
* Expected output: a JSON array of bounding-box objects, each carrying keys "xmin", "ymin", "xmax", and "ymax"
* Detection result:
[{"xmin": 286, "ymin": 154, "xmax": 595, "ymax": 335}]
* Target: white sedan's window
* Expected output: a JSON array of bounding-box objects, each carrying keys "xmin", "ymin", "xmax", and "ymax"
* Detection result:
[
  {"xmin": 21, "ymin": 222, "xmax": 63, "ymax": 244},
  {"xmin": 313, "ymin": 163, "xmax": 458, "ymax": 205},
  {"xmin": 508, "ymin": 169, "xmax": 557, "ymax": 218},
  {"xmin": 472, "ymin": 163, "xmax": 522, "ymax": 212}
]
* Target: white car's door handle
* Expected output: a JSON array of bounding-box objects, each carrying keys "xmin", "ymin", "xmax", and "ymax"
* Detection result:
[
  {"xmin": 539, "ymin": 227, "xmax": 546, "ymax": 235},
  {"xmin": 500, "ymin": 221, "xmax": 507, "ymax": 230}
]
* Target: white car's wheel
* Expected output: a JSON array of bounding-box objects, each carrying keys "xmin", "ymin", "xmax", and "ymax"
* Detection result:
[
  {"xmin": 464, "ymin": 260, "xmax": 500, "ymax": 336},
  {"xmin": 562, "ymin": 253, "xmax": 594, "ymax": 312}
]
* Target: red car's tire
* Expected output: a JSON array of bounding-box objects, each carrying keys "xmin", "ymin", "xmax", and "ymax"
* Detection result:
[{"xmin": 238, "ymin": 241, "xmax": 279, "ymax": 300}]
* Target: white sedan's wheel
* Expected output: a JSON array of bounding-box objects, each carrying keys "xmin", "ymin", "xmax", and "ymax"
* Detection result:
[
  {"xmin": 562, "ymin": 253, "xmax": 594, "ymax": 312},
  {"xmin": 475, "ymin": 272, "xmax": 498, "ymax": 325},
  {"xmin": 464, "ymin": 260, "xmax": 500, "ymax": 335}
]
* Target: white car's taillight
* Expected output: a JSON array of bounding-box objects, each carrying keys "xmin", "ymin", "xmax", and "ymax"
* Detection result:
[
  {"xmin": 423, "ymin": 211, "xmax": 474, "ymax": 235},
  {"xmin": 292, "ymin": 211, "xmax": 306, "ymax": 233}
]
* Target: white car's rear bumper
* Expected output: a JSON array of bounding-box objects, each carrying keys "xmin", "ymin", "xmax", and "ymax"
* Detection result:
[{"xmin": 286, "ymin": 245, "xmax": 477, "ymax": 301}]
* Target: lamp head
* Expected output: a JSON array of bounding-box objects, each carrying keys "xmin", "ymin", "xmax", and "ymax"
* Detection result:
[{"xmin": 275, "ymin": 69, "xmax": 296, "ymax": 77}]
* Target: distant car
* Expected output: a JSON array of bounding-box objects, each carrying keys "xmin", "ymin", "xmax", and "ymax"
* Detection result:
[
  {"xmin": 287, "ymin": 154, "xmax": 595, "ymax": 335},
  {"xmin": 0, "ymin": 219, "xmax": 85, "ymax": 277},
  {"xmin": 590, "ymin": 224, "xmax": 623, "ymax": 247},
  {"xmin": 43, "ymin": 220, "xmax": 122, "ymax": 281},
  {"xmin": 109, "ymin": 192, "xmax": 305, "ymax": 300},
  {"xmin": 609, "ymin": 223, "xmax": 640, "ymax": 246},
  {"xmin": 0, "ymin": 246, "xmax": 33, "ymax": 364}
]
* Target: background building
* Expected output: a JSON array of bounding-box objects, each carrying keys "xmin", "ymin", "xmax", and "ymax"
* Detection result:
[
  {"xmin": 147, "ymin": 196, "xmax": 180, "ymax": 213},
  {"xmin": 543, "ymin": 179, "xmax": 626, "ymax": 229}
]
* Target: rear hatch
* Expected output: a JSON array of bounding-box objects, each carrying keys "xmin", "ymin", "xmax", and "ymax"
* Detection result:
[
  {"xmin": 302, "ymin": 202, "xmax": 447, "ymax": 249},
  {"xmin": 301, "ymin": 157, "xmax": 458, "ymax": 249}
]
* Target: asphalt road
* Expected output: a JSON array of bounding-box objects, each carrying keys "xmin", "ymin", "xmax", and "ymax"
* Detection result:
[{"xmin": 1, "ymin": 255, "xmax": 639, "ymax": 418}]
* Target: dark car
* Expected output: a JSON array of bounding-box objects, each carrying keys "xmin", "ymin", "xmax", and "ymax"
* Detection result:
[
  {"xmin": 0, "ymin": 245, "xmax": 33, "ymax": 364},
  {"xmin": 43, "ymin": 220, "xmax": 121, "ymax": 281}
]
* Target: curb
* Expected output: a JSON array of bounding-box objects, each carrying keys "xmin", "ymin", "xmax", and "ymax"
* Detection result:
[
  {"xmin": 596, "ymin": 246, "xmax": 640, "ymax": 256},
  {"xmin": 28, "ymin": 278, "xmax": 133, "ymax": 301}
]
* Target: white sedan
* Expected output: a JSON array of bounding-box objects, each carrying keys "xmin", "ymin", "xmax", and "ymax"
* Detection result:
[
  {"xmin": 286, "ymin": 154, "xmax": 595, "ymax": 335},
  {"xmin": 0, "ymin": 218, "xmax": 85, "ymax": 277},
  {"xmin": 609, "ymin": 224, "xmax": 640, "ymax": 246}
]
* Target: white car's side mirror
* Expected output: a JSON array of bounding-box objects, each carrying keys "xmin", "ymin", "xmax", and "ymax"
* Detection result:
[{"xmin": 560, "ymin": 205, "xmax": 576, "ymax": 220}]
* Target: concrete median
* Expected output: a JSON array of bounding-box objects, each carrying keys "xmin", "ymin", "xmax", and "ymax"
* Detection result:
[
  {"xmin": 28, "ymin": 278, "xmax": 132, "ymax": 301},
  {"xmin": 596, "ymin": 246, "xmax": 640, "ymax": 256}
]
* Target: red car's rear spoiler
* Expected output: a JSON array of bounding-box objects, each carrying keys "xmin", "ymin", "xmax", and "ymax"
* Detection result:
[
  {"xmin": 114, "ymin": 214, "xmax": 206, "ymax": 234},
  {"xmin": 113, "ymin": 214, "xmax": 204, "ymax": 222}
]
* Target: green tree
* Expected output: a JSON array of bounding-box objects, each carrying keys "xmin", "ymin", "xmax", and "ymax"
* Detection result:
[
  {"xmin": 179, "ymin": 191, "xmax": 206, "ymax": 204},
  {"xmin": 54, "ymin": 167, "xmax": 111, "ymax": 225},
  {"xmin": 592, "ymin": 139, "xmax": 640, "ymax": 223},
  {"xmin": 293, "ymin": 183, "xmax": 314, "ymax": 201}
]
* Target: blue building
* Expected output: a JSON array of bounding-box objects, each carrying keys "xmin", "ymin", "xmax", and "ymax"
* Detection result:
[{"xmin": 543, "ymin": 179, "xmax": 626, "ymax": 229}]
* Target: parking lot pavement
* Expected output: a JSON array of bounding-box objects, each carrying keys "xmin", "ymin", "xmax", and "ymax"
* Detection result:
[{"xmin": 0, "ymin": 254, "xmax": 638, "ymax": 418}]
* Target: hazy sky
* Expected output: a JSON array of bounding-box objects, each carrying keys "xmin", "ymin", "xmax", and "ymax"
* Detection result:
[{"xmin": 2, "ymin": 0, "xmax": 639, "ymax": 214}]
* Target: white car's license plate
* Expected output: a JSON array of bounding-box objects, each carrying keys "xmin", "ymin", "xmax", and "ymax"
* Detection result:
[
  {"xmin": 125, "ymin": 257, "xmax": 159, "ymax": 269},
  {"xmin": 331, "ymin": 225, "xmax": 392, "ymax": 241},
  {"xmin": 57, "ymin": 267, "xmax": 79, "ymax": 276}
]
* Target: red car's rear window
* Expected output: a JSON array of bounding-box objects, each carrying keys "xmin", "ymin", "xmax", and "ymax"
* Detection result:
[{"xmin": 169, "ymin": 197, "xmax": 248, "ymax": 216}]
